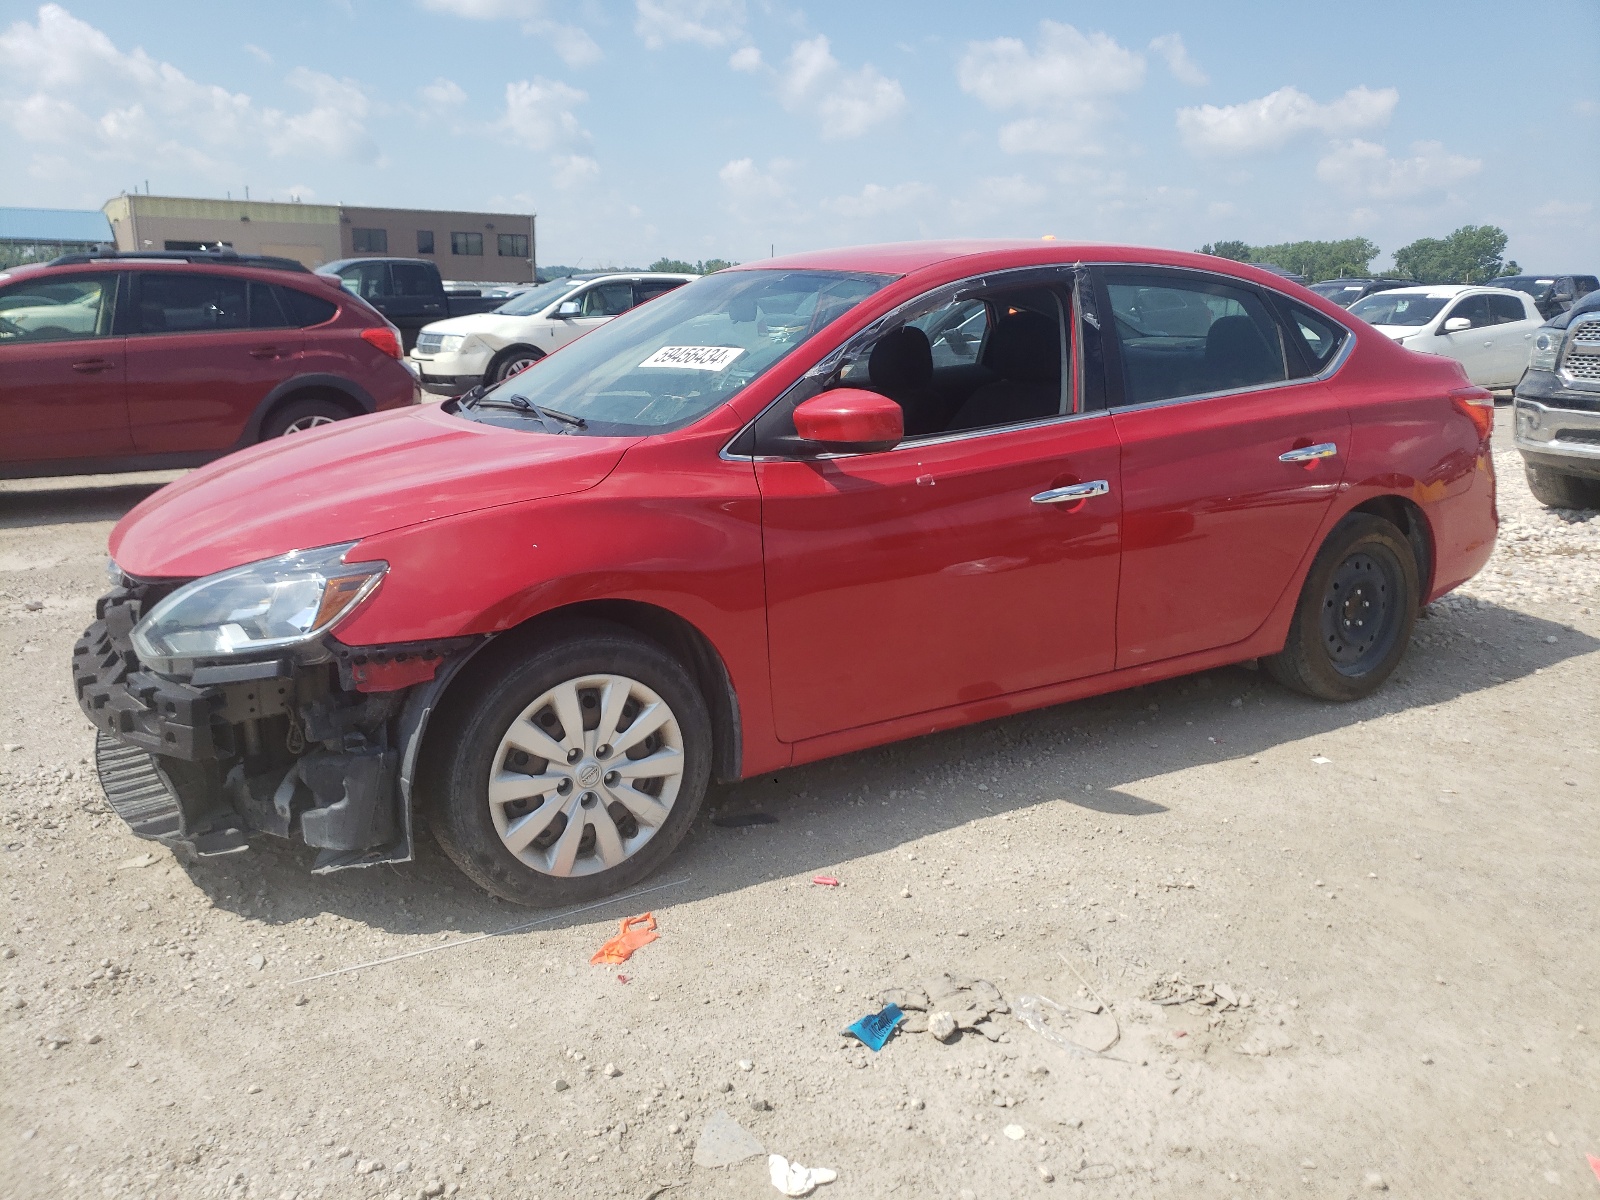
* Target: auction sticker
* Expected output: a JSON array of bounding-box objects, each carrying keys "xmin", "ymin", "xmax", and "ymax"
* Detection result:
[{"xmin": 639, "ymin": 345, "xmax": 745, "ymax": 371}]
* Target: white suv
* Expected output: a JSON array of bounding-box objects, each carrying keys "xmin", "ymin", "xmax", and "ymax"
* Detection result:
[{"xmin": 408, "ymin": 271, "xmax": 696, "ymax": 395}]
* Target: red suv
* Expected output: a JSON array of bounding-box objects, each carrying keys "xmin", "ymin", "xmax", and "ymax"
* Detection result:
[
  {"xmin": 74, "ymin": 241, "xmax": 1498, "ymax": 907},
  {"xmin": 1, "ymin": 250, "xmax": 415, "ymax": 479}
]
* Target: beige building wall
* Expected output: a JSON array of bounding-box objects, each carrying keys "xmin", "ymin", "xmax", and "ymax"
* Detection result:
[
  {"xmin": 102, "ymin": 195, "xmax": 341, "ymax": 268},
  {"xmin": 339, "ymin": 206, "xmax": 535, "ymax": 284}
]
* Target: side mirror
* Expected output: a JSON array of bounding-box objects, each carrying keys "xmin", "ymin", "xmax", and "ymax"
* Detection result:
[
  {"xmin": 555, "ymin": 300, "xmax": 581, "ymax": 318},
  {"xmin": 792, "ymin": 388, "xmax": 904, "ymax": 453},
  {"xmin": 1442, "ymin": 316, "xmax": 1472, "ymax": 333}
]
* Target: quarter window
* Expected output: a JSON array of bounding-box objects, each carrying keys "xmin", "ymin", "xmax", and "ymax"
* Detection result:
[
  {"xmin": 416, "ymin": 229, "xmax": 435, "ymax": 255},
  {"xmin": 0, "ymin": 273, "xmax": 116, "ymax": 343},
  {"xmin": 351, "ymin": 228, "xmax": 388, "ymax": 254},
  {"xmin": 498, "ymin": 233, "xmax": 529, "ymax": 258},
  {"xmin": 136, "ymin": 273, "xmax": 247, "ymax": 334},
  {"xmin": 451, "ymin": 232, "xmax": 484, "ymax": 256},
  {"xmin": 1285, "ymin": 304, "xmax": 1349, "ymax": 373},
  {"xmin": 278, "ymin": 287, "xmax": 338, "ymax": 328},
  {"xmin": 1103, "ymin": 272, "xmax": 1286, "ymax": 405}
]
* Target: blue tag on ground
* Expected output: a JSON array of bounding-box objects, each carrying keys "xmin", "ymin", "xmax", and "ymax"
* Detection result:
[{"xmin": 843, "ymin": 1002, "xmax": 904, "ymax": 1052}]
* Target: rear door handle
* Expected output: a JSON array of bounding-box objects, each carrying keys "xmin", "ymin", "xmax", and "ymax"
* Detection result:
[
  {"xmin": 248, "ymin": 346, "xmax": 280, "ymax": 359},
  {"xmin": 70, "ymin": 358, "xmax": 114, "ymax": 373},
  {"xmin": 1279, "ymin": 442, "xmax": 1338, "ymax": 463},
  {"xmin": 1031, "ymin": 480, "xmax": 1110, "ymax": 504}
]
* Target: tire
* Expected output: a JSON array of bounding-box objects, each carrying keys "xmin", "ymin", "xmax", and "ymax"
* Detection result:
[
  {"xmin": 261, "ymin": 396, "xmax": 352, "ymax": 439},
  {"xmin": 1524, "ymin": 463, "xmax": 1600, "ymax": 510},
  {"xmin": 1264, "ymin": 513, "xmax": 1420, "ymax": 702},
  {"xmin": 487, "ymin": 346, "xmax": 543, "ymax": 385},
  {"xmin": 424, "ymin": 621, "xmax": 712, "ymax": 906}
]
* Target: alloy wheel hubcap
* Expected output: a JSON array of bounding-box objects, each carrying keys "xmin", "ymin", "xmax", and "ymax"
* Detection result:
[
  {"xmin": 486, "ymin": 673, "xmax": 683, "ymax": 877},
  {"xmin": 283, "ymin": 415, "xmax": 336, "ymax": 434}
]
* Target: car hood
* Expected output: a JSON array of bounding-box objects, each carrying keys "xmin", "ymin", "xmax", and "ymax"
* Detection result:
[
  {"xmin": 417, "ymin": 312, "xmax": 544, "ymax": 341},
  {"xmin": 110, "ymin": 404, "xmax": 635, "ymax": 580}
]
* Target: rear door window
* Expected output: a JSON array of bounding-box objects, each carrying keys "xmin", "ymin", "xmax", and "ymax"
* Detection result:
[
  {"xmin": 248, "ymin": 281, "xmax": 291, "ymax": 329},
  {"xmin": 635, "ymin": 280, "xmax": 688, "ymax": 306},
  {"xmin": 135, "ymin": 272, "xmax": 247, "ymax": 334},
  {"xmin": 1102, "ymin": 271, "xmax": 1287, "ymax": 405},
  {"xmin": 391, "ymin": 263, "xmax": 438, "ymax": 297},
  {"xmin": 278, "ymin": 287, "xmax": 339, "ymax": 328},
  {"xmin": 0, "ymin": 273, "xmax": 117, "ymax": 343},
  {"xmin": 1487, "ymin": 294, "xmax": 1529, "ymax": 325}
]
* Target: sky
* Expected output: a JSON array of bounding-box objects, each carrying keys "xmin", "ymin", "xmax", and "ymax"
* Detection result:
[{"xmin": 1, "ymin": 0, "xmax": 1596, "ymax": 272}]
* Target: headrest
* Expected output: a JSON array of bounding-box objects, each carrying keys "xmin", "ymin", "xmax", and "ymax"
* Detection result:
[
  {"xmin": 868, "ymin": 326, "xmax": 933, "ymax": 392},
  {"xmin": 984, "ymin": 310, "xmax": 1060, "ymax": 383}
]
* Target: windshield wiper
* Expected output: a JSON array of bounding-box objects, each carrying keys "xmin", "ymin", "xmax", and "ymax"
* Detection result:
[{"xmin": 511, "ymin": 398, "xmax": 587, "ymax": 430}]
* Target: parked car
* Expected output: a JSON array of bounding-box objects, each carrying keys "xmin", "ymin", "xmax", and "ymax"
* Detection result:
[
  {"xmin": 75, "ymin": 241, "xmax": 1496, "ymax": 905},
  {"xmin": 1489, "ymin": 274, "xmax": 1599, "ymax": 321},
  {"xmin": 407, "ymin": 271, "xmax": 696, "ymax": 394},
  {"xmin": 1512, "ymin": 287, "xmax": 1600, "ymax": 508},
  {"xmin": 1347, "ymin": 284, "xmax": 1544, "ymax": 389},
  {"xmin": 317, "ymin": 257, "xmax": 512, "ymax": 351},
  {"xmin": 1307, "ymin": 278, "xmax": 1415, "ymax": 308},
  {"xmin": 1, "ymin": 250, "xmax": 414, "ymax": 480}
]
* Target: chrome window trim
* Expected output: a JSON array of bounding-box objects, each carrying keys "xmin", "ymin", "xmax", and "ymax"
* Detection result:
[{"xmin": 719, "ymin": 258, "xmax": 1356, "ymax": 462}]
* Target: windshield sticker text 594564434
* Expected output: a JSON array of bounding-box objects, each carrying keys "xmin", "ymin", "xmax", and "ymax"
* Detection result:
[{"xmin": 639, "ymin": 345, "xmax": 746, "ymax": 371}]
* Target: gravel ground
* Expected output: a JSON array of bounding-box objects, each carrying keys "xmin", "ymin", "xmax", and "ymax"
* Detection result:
[{"xmin": 3, "ymin": 413, "xmax": 1597, "ymax": 1200}]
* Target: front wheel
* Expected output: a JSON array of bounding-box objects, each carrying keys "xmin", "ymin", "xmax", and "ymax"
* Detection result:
[
  {"xmin": 425, "ymin": 623, "xmax": 712, "ymax": 906},
  {"xmin": 487, "ymin": 346, "xmax": 543, "ymax": 385},
  {"xmin": 1264, "ymin": 513, "xmax": 1420, "ymax": 702},
  {"xmin": 261, "ymin": 396, "xmax": 350, "ymax": 438},
  {"xmin": 1524, "ymin": 463, "xmax": 1600, "ymax": 510}
]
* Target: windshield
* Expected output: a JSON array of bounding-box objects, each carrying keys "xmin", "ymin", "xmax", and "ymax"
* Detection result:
[
  {"xmin": 452, "ymin": 268, "xmax": 892, "ymax": 435},
  {"xmin": 494, "ymin": 276, "xmax": 588, "ymax": 316},
  {"xmin": 1349, "ymin": 293, "xmax": 1448, "ymax": 327}
]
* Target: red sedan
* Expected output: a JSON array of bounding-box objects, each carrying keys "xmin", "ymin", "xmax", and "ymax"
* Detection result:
[{"xmin": 75, "ymin": 241, "xmax": 1497, "ymax": 905}]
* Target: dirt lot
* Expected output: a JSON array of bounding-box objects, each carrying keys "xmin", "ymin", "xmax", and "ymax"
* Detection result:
[{"xmin": 3, "ymin": 409, "xmax": 1597, "ymax": 1200}]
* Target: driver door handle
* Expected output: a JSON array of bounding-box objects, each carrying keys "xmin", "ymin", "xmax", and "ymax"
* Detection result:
[
  {"xmin": 1279, "ymin": 442, "xmax": 1338, "ymax": 463},
  {"xmin": 1031, "ymin": 480, "xmax": 1110, "ymax": 504},
  {"xmin": 70, "ymin": 358, "xmax": 115, "ymax": 373}
]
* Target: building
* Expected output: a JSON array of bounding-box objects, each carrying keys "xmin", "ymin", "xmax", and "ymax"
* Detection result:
[
  {"xmin": 99, "ymin": 195, "xmax": 536, "ymax": 283},
  {"xmin": 0, "ymin": 206, "xmax": 114, "ymax": 268}
]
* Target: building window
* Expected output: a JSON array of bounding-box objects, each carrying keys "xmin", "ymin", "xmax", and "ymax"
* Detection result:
[
  {"xmin": 416, "ymin": 229, "xmax": 435, "ymax": 255},
  {"xmin": 497, "ymin": 233, "xmax": 529, "ymax": 258},
  {"xmin": 352, "ymin": 227, "xmax": 388, "ymax": 254},
  {"xmin": 450, "ymin": 232, "xmax": 483, "ymax": 256}
]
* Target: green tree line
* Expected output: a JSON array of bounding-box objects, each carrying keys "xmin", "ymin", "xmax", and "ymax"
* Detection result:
[
  {"xmin": 1198, "ymin": 225, "xmax": 1518, "ymax": 285},
  {"xmin": 536, "ymin": 258, "xmax": 738, "ymax": 282}
]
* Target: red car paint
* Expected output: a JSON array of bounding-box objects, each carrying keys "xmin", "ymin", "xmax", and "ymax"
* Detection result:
[
  {"xmin": 108, "ymin": 241, "xmax": 1498, "ymax": 781},
  {"xmin": 0, "ymin": 258, "xmax": 415, "ymax": 478}
]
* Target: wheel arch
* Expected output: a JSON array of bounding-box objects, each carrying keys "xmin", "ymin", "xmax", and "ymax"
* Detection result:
[
  {"xmin": 485, "ymin": 343, "xmax": 545, "ymax": 383},
  {"xmin": 242, "ymin": 374, "xmax": 376, "ymax": 445},
  {"xmin": 429, "ymin": 598, "xmax": 742, "ymax": 785},
  {"xmin": 1348, "ymin": 494, "xmax": 1435, "ymax": 604}
]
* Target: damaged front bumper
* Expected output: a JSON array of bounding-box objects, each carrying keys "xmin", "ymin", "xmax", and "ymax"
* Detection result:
[{"xmin": 73, "ymin": 582, "xmax": 480, "ymax": 872}]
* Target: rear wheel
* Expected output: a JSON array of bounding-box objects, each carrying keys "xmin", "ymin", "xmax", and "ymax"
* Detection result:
[
  {"xmin": 487, "ymin": 346, "xmax": 543, "ymax": 385},
  {"xmin": 425, "ymin": 623, "xmax": 711, "ymax": 906},
  {"xmin": 1524, "ymin": 463, "xmax": 1600, "ymax": 510},
  {"xmin": 1264, "ymin": 513, "xmax": 1419, "ymax": 702},
  {"xmin": 261, "ymin": 396, "xmax": 351, "ymax": 438}
]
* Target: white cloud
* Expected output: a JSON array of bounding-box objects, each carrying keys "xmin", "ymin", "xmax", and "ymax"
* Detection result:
[
  {"xmin": 0, "ymin": 5, "xmax": 376, "ymax": 173},
  {"xmin": 718, "ymin": 156, "xmax": 799, "ymax": 223},
  {"xmin": 1177, "ymin": 85, "xmax": 1398, "ymax": 156},
  {"xmin": 728, "ymin": 45, "xmax": 762, "ymax": 72},
  {"xmin": 634, "ymin": 0, "xmax": 745, "ymax": 49},
  {"xmin": 822, "ymin": 181, "xmax": 934, "ymax": 220},
  {"xmin": 500, "ymin": 77, "xmax": 589, "ymax": 151},
  {"xmin": 421, "ymin": 77, "xmax": 468, "ymax": 107},
  {"xmin": 1314, "ymin": 138, "xmax": 1481, "ymax": 199},
  {"xmin": 958, "ymin": 22, "xmax": 1144, "ymax": 156},
  {"xmin": 1148, "ymin": 33, "xmax": 1206, "ymax": 86},
  {"xmin": 419, "ymin": 0, "xmax": 600, "ymax": 66},
  {"xmin": 777, "ymin": 35, "xmax": 905, "ymax": 140},
  {"xmin": 552, "ymin": 153, "xmax": 600, "ymax": 189},
  {"xmin": 244, "ymin": 43, "xmax": 273, "ymax": 65}
]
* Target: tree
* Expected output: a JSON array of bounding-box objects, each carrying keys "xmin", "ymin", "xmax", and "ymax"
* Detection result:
[
  {"xmin": 1391, "ymin": 225, "xmax": 1518, "ymax": 284},
  {"xmin": 649, "ymin": 257, "xmax": 739, "ymax": 274},
  {"xmin": 1199, "ymin": 238, "xmax": 1379, "ymax": 281},
  {"xmin": 1198, "ymin": 240, "xmax": 1251, "ymax": 262}
]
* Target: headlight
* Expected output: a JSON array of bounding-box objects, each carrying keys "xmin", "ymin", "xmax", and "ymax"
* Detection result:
[
  {"xmin": 435, "ymin": 334, "xmax": 465, "ymax": 354},
  {"xmin": 130, "ymin": 543, "xmax": 387, "ymax": 669},
  {"xmin": 1528, "ymin": 328, "xmax": 1565, "ymax": 372}
]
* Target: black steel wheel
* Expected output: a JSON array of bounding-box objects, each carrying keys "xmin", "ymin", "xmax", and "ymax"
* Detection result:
[{"xmin": 1265, "ymin": 513, "xmax": 1420, "ymax": 701}]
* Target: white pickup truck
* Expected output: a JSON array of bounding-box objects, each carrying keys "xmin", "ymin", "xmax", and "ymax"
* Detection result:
[{"xmin": 407, "ymin": 271, "xmax": 695, "ymax": 395}]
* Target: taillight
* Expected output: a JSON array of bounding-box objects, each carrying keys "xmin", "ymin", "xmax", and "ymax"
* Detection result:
[
  {"xmin": 1450, "ymin": 385, "xmax": 1495, "ymax": 441},
  {"xmin": 360, "ymin": 326, "xmax": 402, "ymax": 359}
]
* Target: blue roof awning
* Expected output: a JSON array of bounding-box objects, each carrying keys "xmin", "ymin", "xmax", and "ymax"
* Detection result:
[{"xmin": 0, "ymin": 207, "xmax": 113, "ymax": 243}]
